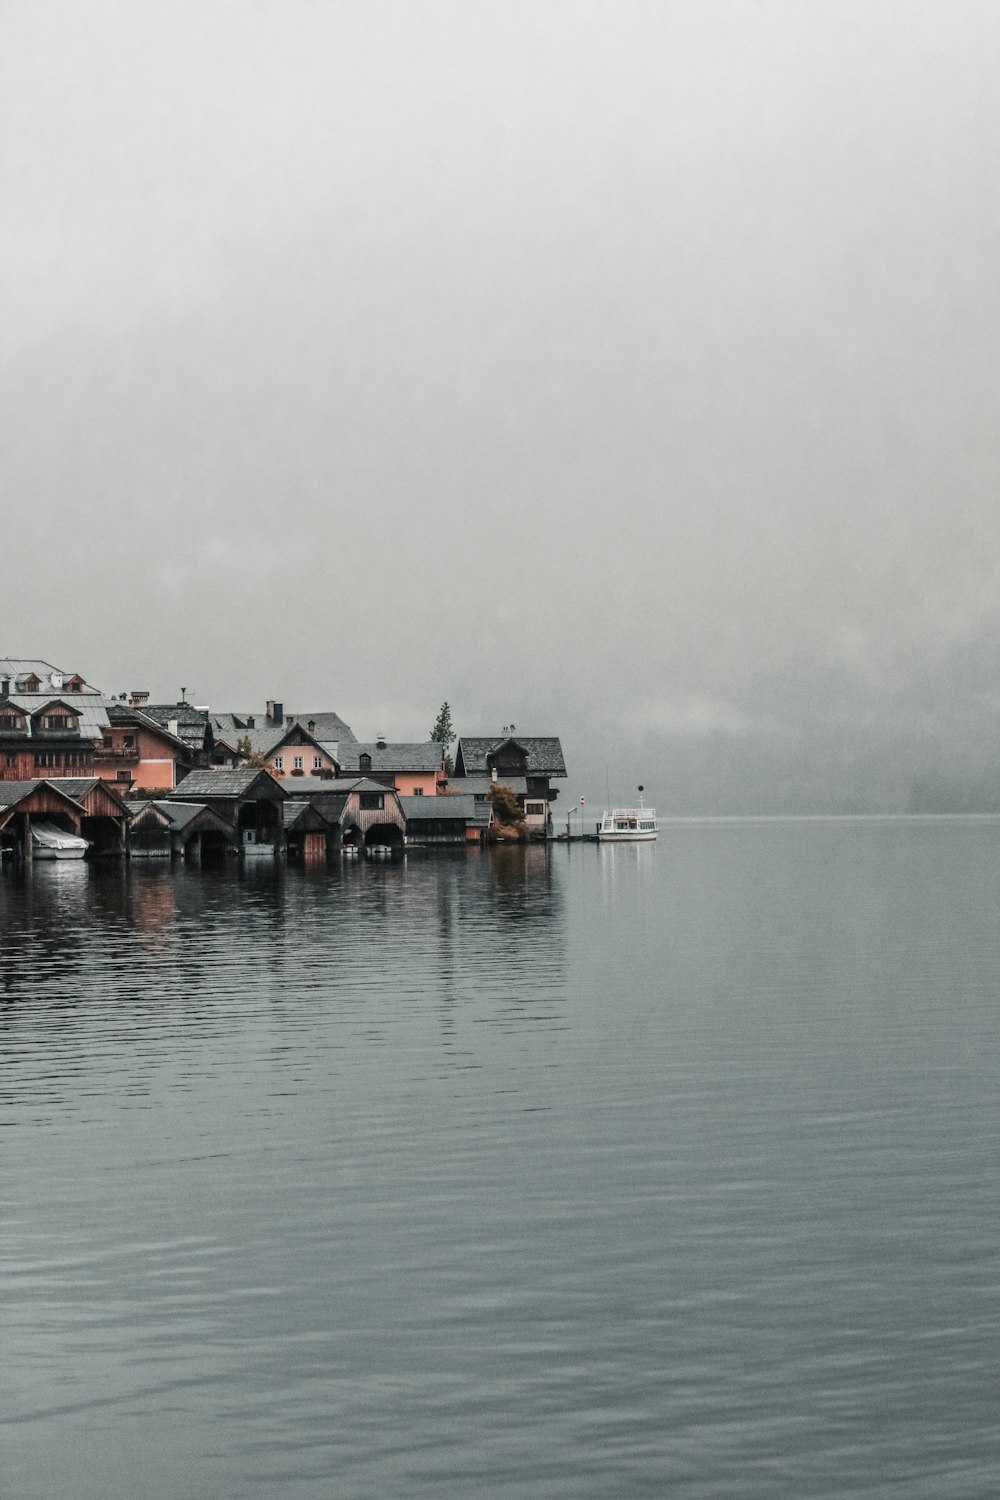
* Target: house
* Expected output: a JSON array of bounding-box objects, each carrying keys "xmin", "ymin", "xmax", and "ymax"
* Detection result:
[
  {"xmin": 0, "ymin": 664, "xmax": 111, "ymax": 782},
  {"xmin": 451, "ymin": 735, "xmax": 567, "ymax": 831},
  {"xmin": 233, "ymin": 720, "xmax": 340, "ymax": 781},
  {"xmin": 284, "ymin": 775, "xmax": 407, "ymax": 856},
  {"xmin": 398, "ymin": 793, "xmax": 488, "ymax": 845},
  {"xmin": 336, "ymin": 738, "xmax": 446, "ymax": 796},
  {"xmin": 98, "ymin": 702, "xmax": 203, "ymax": 794},
  {"xmin": 282, "ymin": 799, "xmax": 337, "ymax": 863},
  {"xmin": 45, "ymin": 776, "xmax": 131, "ymax": 855},
  {"xmin": 128, "ymin": 698, "xmax": 217, "ymax": 764},
  {"xmin": 0, "ymin": 779, "xmax": 89, "ymax": 862},
  {"xmin": 0, "ymin": 776, "xmax": 129, "ymax": 861},
  {"xmin": 213, "ymin": 702, "xmax": 355, "ymax": 749},
  {"xmin": 126, "ymin": 799, "xmax": 235, "ymax": 860},
  {"xmin": 165, "ymin": 768, "xmax": 288, "ymax": 857}
]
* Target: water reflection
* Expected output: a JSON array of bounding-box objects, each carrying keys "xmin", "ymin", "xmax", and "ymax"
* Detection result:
[
  {"xmin": 4, "ymin": 827, "xmax": 1000, "ymax": 1499},
  {"xmin": 0, "ymin": 848, "xmax": 569, "ymax": 1108}
]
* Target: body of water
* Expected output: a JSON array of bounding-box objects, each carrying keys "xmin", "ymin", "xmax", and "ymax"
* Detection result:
[{"xmin": 3, "ymin": 821, "xmax": 999, "ymax": 1497}]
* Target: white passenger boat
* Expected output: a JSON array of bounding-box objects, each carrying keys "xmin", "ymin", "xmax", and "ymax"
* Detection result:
[
  {"xmin": 597, "ymin": 791, "xmax": 657, "ymax": 842},
  {"xmin": 31, "ymin": 821, "xmax": 90, "ymax": 860}
]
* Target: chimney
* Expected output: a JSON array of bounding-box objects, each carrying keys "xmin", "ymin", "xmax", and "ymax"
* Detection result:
[
  {"xmin": 376, "ymin": 733, "xmax": 386, "ymax": 750},
  {"xmin": 491, "ymin": 766, "xmax": 498, "ymax": 782},
  {"xmin": 0, "ymin": 678, "xmax": 8, "ymax": 700},
  {"xmin": 130, "ymin": 690, "xmax": 150, "ymax": 706},
  {"xmin": 168, "ymin": 718, "xmax": 179, "ymax": 736},
  {"xmin": 267, "ymin": 699, "xmax": 283, "ymax": 726}
]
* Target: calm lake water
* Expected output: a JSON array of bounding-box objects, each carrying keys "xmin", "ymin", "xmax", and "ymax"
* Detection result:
[{"xmin": 3, "ymin": 821, "xmax": 1000, "ymax": 1499}]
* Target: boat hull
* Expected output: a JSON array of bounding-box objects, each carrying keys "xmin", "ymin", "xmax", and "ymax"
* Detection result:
[{"xmin": 597, "ymin": 829, "xmax": 657, "ymax": 842}]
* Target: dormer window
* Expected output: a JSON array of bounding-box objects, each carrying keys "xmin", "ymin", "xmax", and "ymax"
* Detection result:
[
  {"xmin": 43, "ymin": 713, "xmax": 74, "ymax": 730},
  {"xmin": 66, "ymin": 675, "xmax": 85, "ymax": 692},
  {"xmin": 21, "ymin": 674, "xmax": 41, "ymax": 692},
  {"xmin": 359, "ymin": 752, "xmax": 372, "ymax": 771}
]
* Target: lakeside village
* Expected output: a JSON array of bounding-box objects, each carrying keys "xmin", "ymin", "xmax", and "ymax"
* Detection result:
[{"xmin": 0, "ymin": 656, "xmax": 570, "ymax": 865}]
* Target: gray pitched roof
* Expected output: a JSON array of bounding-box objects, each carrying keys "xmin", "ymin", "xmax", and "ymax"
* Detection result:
[
  {"xmin": 166, "ymin": 768, "xmax": 286, "ymax": 800},
  {"xmin": 138, "ymin": 704, "xmax": 210, "ymax": 750},
  {"xmin": 398, "ymin": 793, "xmax": 478, "ymax": 821},
  {"xmin": 0, "ymin": 660, "xmax": 98, "ymax": 693},
  {"xmin": 288, "ymin": 791, "xmax": 351, "ymax": 824},
  {"xmin": 213, "ymin": 709, "xmax": 357, "ymax": 746},
  {"xmin": 233, "ymin": 725, "xmax": 287, "ymax": 756},
  {"xmin": 157, "ymin": 799, "xmax": 233, "ymax": 831},
  {"xmin": 339, "ymin": 741, "xmax": 444, "ymax": 774},
  {"xmin": 283, "ymin": 800, "xmax": 335, "ymax": 831},
  {"xmin": 107, "ymin": 703, "xmax": 192, "ymax": 753},
  {"xmin": 283, "ymin": 711, "xmax": 356, "ymax": 744},
  {"xmin": 2, "ymin": 694, "xmax": 111, "ymax": 737},
  {"xmin": 454, "ymin": 736, "xmax": 567, "ymax": 777}
]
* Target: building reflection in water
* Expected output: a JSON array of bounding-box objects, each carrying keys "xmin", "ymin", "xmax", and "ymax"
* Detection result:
[{"xmin": 0, "ymin": 846, "xmax": 570, "ymax": 1071}]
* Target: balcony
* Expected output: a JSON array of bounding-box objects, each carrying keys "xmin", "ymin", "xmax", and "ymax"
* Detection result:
[{"xmin": 94, "ymin": 745, "xmax": 140, "ymax": 764}]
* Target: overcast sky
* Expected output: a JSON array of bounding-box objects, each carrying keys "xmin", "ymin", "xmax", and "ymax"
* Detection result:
[{"xmin": 3, "ymin": 1, "xmax": 999, "ymax": 809}]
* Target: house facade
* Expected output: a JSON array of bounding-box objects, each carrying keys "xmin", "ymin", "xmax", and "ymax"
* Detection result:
[
  {"xmin": 0, "ymin": 660, "xmax": 110, "ymax": 782},
  {"xmin": 98, "ymin": 702, "xmax": 204, "ymax": 793},
  {"xmin": 451, "ymin": 735, "xmax": 567, "ymax": 831}
]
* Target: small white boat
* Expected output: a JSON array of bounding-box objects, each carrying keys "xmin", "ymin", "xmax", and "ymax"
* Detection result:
[
  {"xmin": 31, "ymin": 821, "xmax": 90, "ymax": 860},
  {"xmin": 597, "ymin": 796, "xmax": 657, "ymax": 842}
]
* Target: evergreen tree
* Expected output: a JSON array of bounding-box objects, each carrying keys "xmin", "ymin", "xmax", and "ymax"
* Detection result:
[{"xmin": 430, "ymin": 701, "xmax": 455, "ymax": 747}]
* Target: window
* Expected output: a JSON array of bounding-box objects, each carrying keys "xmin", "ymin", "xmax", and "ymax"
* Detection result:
[
  {"xmin": 6, "ymin": 754, "xmax": 16, "ymax": 766},
  {"xmin": 274, "ymin": 756, "xmax": 283, "ymax": 771},
  {"xmin": 359, "ymin": 792, "xmax": 384, "ymax": 810},
  {"xmin": 313, "ymin": 755, "xmax": 323, "ymax": 770},
  {"xmin": 525, "ymin": 801, "xmax": 545, "ymax": 816},
  {"xmin": 412, "ymin": 786, "xmax": 424, "ymax": 796},
  {"xmin": 43, "ymin": 714, "xmax": 73, "ymax": 730},
  {"xmin": 359, "ymin": 752, "xmax": 372, "ymax": 771},
  {"xmin": 34, "ymin": 751, "xmax": 58, "ymax": 768},
  {"xmin": 293, "ymin": 756, "xmax": 303, "ymax": 771}
]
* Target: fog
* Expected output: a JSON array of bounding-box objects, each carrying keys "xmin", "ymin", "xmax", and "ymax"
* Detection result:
[{"xmin": 4, "ymin": 1, "xmax": 1000, "ymax": 811}]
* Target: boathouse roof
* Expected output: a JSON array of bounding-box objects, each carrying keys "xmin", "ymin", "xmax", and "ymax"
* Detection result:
[
  {"xmin": 398, "ymin": 793, "xmax": 479, "ymax": 822},
  {"xmin": 165, "ymin": 768, "xmax": 287, "ymax": 801}
]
